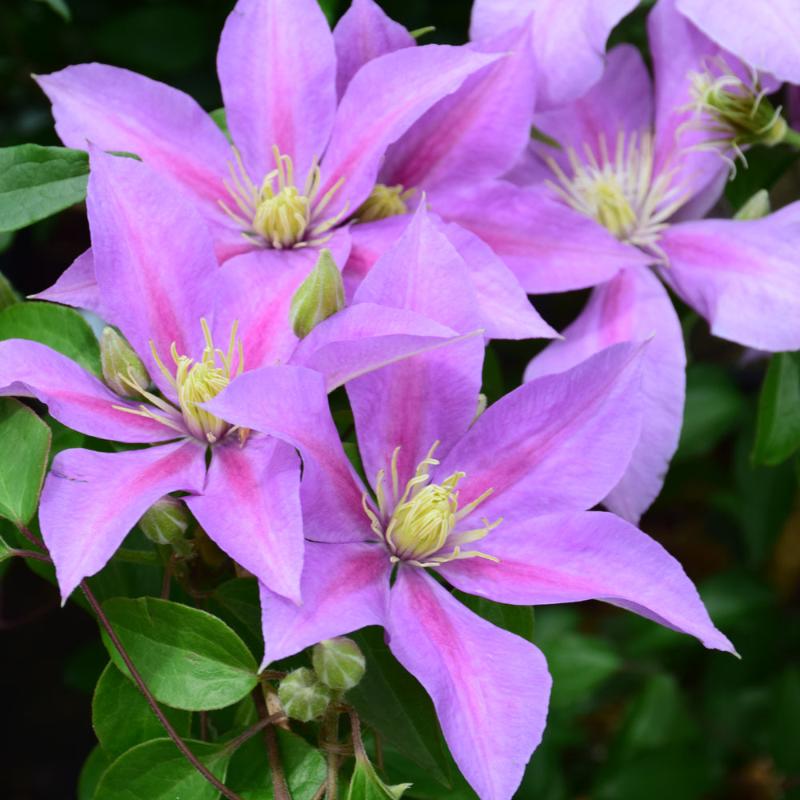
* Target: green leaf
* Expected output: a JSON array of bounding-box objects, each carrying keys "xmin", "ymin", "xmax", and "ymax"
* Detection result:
[
  {"xmin": 348, "ymin": 628, "xmax": 451, "ymax": 784},
  {"xmin": 226, "ymin": 729, "xmax": 327, "ymax": 799},
  {"xmin": 0, "ymin": 271, "xmax": 20, "ymax": 311},
  {"xmin": 455, "ymin": 591, "xmax": 534, "ymax": 642},
  {"xmin": 0, "ymin": 301, "xmax": 102, "ymax": 375},
  {"xmin": 93, "ymin": 662, "xmax": 191, "ymax": 757},
  {"xmin": 209, "ymin": 577, "xmax": 263, "ymax": 657},
  {"xmin": 752, "ymin": 352, "xmax": 800, "ymax": 466},
  {"xmin": 94, "ymin": 738, "xmax": 231, "ymax": 800},
  {"xmin": 676, "ymin": 364, "xmax": 745, "ymax": 460},
  {"xmin": 78, "ymin": 745, "xmax": 112, "ymax": 800},
  {"xmin": 347, "ymin": 757, "xmax": 411, "ymax": 800},
  {"xmin": 0, "ymin": 398, "xmax": 52, "ymax": 524},
  {"xmin": 0, "ymin": 533, "xmax": 12, "ymax": 563},
  {"xmin": 36, "ymin": 0, "xmax": 72, "ymax": 21},
  {"xmin": 0, "ymin": 145, "xmax": 88, "ymax": 232},
  {"xmin": 770, "ymin": 667, "xmax": 800, "ymax": 773},
  {"xmin": 100, "ymin": 597, "xmax": 258, "ymax": 711}
]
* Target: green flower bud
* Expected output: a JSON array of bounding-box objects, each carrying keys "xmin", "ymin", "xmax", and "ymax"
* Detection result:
[
  {"xmin": 348, "ymin": 757, "xmax": 412, "ymax": 799},
  {"xmin": 100, "ymin": 326, "xmax": 149, "ymax": 397},
  {"xmin": 277, "ymin": 667, "xmax": 332, "ymax": 722},
  {"xmin": 734, "ymin": 189, "xmax": 771, "ymax": 221},
  {"xmin": 289, "ymin": 249, "xmax": 345, "ymax": 339},
  {"xmin": 312, "ymin": 637, "xmax": 366, "ymax": 691},
  {"xmin": 139, "ymin": 496, "xmax": 192, "ymax": 556}
]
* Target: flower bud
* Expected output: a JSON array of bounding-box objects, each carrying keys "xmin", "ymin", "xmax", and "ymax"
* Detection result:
[
  {"xmin": 139, "ymin": 496, "xmax": 192, "ymax": 557},
  {"xmin": 277, "ymin": 667, "xmax": 332, "ymax": 722},
  {"xmin": 312, "ymin": 637, "xmax": 366, "ymax": 691},
  {"xmin": 100, "ymin": 326, "xmax": 149, "ymax": 397},
  {"xmin": 734, "ymin": 189, "xmax": 771, "ymax": 221},
  {"xmin": 289, "ymin": 249, "xmax": 345, "ymax": 339},
  {"xmin": 349, "ymin": 757, "xmax": 412, "ymax": 799}
]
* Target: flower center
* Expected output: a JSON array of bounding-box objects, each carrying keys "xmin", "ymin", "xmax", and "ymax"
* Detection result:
[
  {"xmin": 547, "ymin": 131, "xmax": 688, "ymax": 256},
  {"xmin": 114, "ymin": 319, "xmax": 244, "ymax": 444},
  {"xmin": 356, "ymin": 184, "xmax": 415, "ymax": 223},
  {"xmin": 220, "ymin": 146, "xmax": 348, "ymax": 249},
  {"xmin": 684, "ymin": 57, "xmax": 787, "ymax": 169},
  {"xmin": 362, "ymin": 442, "xmax": 501, "ymax": 568}
]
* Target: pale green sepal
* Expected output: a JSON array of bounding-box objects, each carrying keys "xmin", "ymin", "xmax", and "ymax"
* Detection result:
[
  {"xmin": 100, "ymin": 326, "xmax": 149, "ymax": 397},
  {"xmin": 734, "ymin": 189, "xmax": 771, "ymax": 220},
  {"xmin": 139, "ymin": 496, "xmax": 193, "ymax": 557},
  {"xmin": 312, "ymin": 637, "xmax": 366, "ymax": 691},
  {"xmin": 289, "ymin": 248, "xmax": 345, "ymax": 339},
  {"xmin": 278, "ymin": 667, "xmax": 332, "ymax": 722}
]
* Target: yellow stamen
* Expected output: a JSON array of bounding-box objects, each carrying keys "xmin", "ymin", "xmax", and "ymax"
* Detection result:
[{"xmin": 356, "ymin": 184, "xmax": 415, "ymax": 223}]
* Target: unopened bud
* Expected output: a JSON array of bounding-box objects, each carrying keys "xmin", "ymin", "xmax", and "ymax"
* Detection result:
[
  {"xmin": 312, "ymin": 637, "xmax": 366, "ymax": 691},
  {"xmin": 139, "ymin": 497, "xmax": 192, "ymax": 556},
  {"xmin": 289, "ymin": 249, "xmax": 345, "ymax": 339},
  {"xmin": 277, "ymin": 667, "xmax": 332, "ymax": 722},
  {"xmin": 734, "ymin": 189, "xmax": 771, "ymax": 220},
  {"xmin": 100, "ymin": 327, "xmax": 149, "ymax": 397}
]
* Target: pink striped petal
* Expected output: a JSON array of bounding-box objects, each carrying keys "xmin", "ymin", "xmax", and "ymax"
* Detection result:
[
  {"xmin": 30, "ymin": 249, "xmax": 105, "ymax": 317},
  {"xmin": 439, "ymin": 511, "xmax": 735, "ymax": 654},
  {"xmin": 186, "ymin": 437, "xmax": 303, "ymax": 603},
  {"xmin": 343, "ymin": 215, "xmax": 410, "ymax": 299},
  {"xmin": 35, "ymin": 64, "xmax": 230, "ymax": 206},
  {"xmin": 436, "ymin": 181, "xmax": 648, "ymax": 294},
  {"xmin": 259, "ymin": 541, "xmax": 389, "ymax": 668},
  {"xmin": 0, "ymin": 339, "xmax": 181, "ymax": 443},
  {"xmin": 217, "ymin": 0, "xmax": 336, "ymax": 182},
  {"xmin": 320, "ymin": 45, "xmax": 502, "ymax": 219},
  {"xmin": 204, "ymin": 365, "xmax": 368, "ymax": 543},
  {"xmin": 87, "ymin": 149, "xmax": 218, "ymax": 395},
  {"xmin": 380, "ymin": 25, "xmax": 537, "ymax": 192},
  {"xmin": 435, "ymin": 343, "xmax": 644, "ymax": 524},
  {"xmin": 659, "ymin": 207, "xmax": 800, "ymax": 351},
  {"xmin": 333, "ymin": 0, "xmax": 414, "ymax": 97},
  {"xmin": 525, "ymin": 267, "xmax": 685, "ymax": 523},
  {"xmin": 40, "ymin": 441, "xmax": 206, "ymax": 601},
  {"xmin": 386, "ymin": 567, "xmax": 551, "ymax": 800}
]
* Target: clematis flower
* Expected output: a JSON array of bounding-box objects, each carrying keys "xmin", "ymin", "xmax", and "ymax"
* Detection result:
[
  {"xmin": 324, "ymin": 0, "xmax": 554, "ymax": 342},
  {"xmin": 0, "ymin": 149, "xmax": 479, "ymax": 603},
  {"xmin": 202, "ymin": 221, "xmax": 733, "ymax": 800},
  {"xmin": 441, "ymin": 0, "xmax": 800, "ymax": 523},
  {"xmin": 205, "ymin": 336, "xmax": 734, "ymax": 800},
  {"xmin": 32, "ymin": 0, "xmax": 501, "ymax": 316}
]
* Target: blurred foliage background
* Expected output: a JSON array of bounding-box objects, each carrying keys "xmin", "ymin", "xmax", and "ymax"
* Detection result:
[{"xmin": 1, "ymin": 1, "xmax": 800, "ymax": 798}]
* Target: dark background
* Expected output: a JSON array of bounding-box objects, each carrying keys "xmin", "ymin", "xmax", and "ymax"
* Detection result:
[{"xmin": 1, "ymin": 1, "xmax": 799, "ymax": 798}]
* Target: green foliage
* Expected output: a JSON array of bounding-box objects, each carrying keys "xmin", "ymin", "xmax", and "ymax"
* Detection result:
[
  {"xmin": 78, "ymin": 746, "xmax": 112, "ymax": 800},
  {"xmin": 0, "ymin": 398, "xmax": 52, "ymax": 525},
  {"xmin": 0, "ymin": 145, "xmax": 88, "ymax": 231},
  {"xmin": 93, "ymin": 738, "xmax": 231, "ymax": 800},
  {"xmin": 347, "ymin": 756, "xmax": 412, "ymax": 800},
  {"xmin": 100, "ymin": 597, "xmax": 259, "ymax": 711},
  {"xmin": 36, "ymin": 0, "xmax": 72, "ymax": 21},
  {"xmin": 0, "ymin": 301, "xmax": 102, "ymax": 375},
  {"xmin": 753, "ymin": 352, "xmax": 800, "ymax": 466}
]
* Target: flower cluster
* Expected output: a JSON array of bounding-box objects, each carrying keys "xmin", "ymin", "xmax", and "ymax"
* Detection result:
[{"xmin": 3, "ymin": 0, "xmax": 799, "ymax": 798}]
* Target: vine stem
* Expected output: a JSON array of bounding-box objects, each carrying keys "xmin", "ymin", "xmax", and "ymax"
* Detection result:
[
  {"xmin": 15, "ymin": 523, "xmax": 247, "ymax": 800},
  {"xmin": 256, "ymin": 684, "xmax": 291, "ymax": 800}
]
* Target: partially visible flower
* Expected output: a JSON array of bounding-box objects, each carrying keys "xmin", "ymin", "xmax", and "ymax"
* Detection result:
[{"xmin": 0, "ymin": 150, "xmax": 478, "ymax": 602}]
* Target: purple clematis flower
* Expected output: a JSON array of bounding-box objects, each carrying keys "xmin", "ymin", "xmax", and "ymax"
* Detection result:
[
  {"xmin": 676, "ymin": 0, "xmax": 800, "ymax": 85},
  {"xmin": 0, "ymin": 148, "xmax": 479, "ymax": 603},
  {"xmin": 442, "ymin": 0, "xmax": 800, "ymax": 523},
  {"xmin": 203, "ymin": 222, "xmax": 734, "ymax": 800},
  {"xmin": 327, "ymin": 0, "xmax": 555, "ymax": 342},
  {"xmin": 33, "ymin": 0, "xmax": 502, "ymax": 316}
]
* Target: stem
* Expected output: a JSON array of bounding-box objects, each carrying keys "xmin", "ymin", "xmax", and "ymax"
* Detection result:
[
  {"xmin": 264, "ymin": 725, "xmax": 292, "ymax": 800},
  {"xmin": 322, "ymin": 708, "xmax": 340, "ymax": 800},
  {"xmin": 222, "ymin": 713, "xmax": 283, "ymax": 753},
  {"xmin": 16, "ymin": 523, "xmax": 45, "ymax": 550},
  {"xmin": 345, "ymin": 707, "xmax": 367, "ymax": 762},
  {"xmin": 11, "ymin": 549, "xmax": 51, "ymax": 563},
  {"xmin": 80, "ymin": 580, "xmax": 246, "ymax": 800},
  {"xmin": 783, "ymin": 126, "xmax": 800, "ymax": 149}
]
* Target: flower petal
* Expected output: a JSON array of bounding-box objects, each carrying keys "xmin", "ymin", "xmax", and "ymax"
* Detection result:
[
  {"xmin": 333, "ymin": 0, "xmax": 414, "ymax": 97},
  {"xmin": 380, "ymin": 25, "xmax": 537, "ymax": 192},
  {"xmin": 659, "ymin": 206, "xmax": 800, "ymax": 351},
  {"xmin": 35, "ymin": 64, "xmax": 230, "ymax": 205},
  {"xmin": 259, "ymin": 541, "xmax": 390, "ymax": 667},
  {"xmin": 186, "ymin": 437, "xmax": 303, "ymax": 603},
  {"xmin": 87, "ymin": 148, "xmax": 218, "ymax": 394},
  {"xmin": 217, "ymin": 0, "xmax": 336, "ymax": 182},
  {"xmin": 320, "ymin": 44, "xmax": 502, "ymax": 218},
  {"xmin": 525, "ymin": 267, "xmax": 685, "ymax": 523},
  {"xmin": 204, "ymin": 365, "xmax": 368, "ymax": 543},
  {"xmin": 0, "ymin": 339, "xmax": 181, "ymax": 443},
  {"xmin": 439, "ymin": 511, "xmax": 735, "ymax": 654},
  {"xmin": 40, "ymin": 441, "xmax": 206, "ymax": 601},
  {"xmin": 386, "ymin": 567, "xmax": 551, "ymax": 800},
  {"xmin": 435, "ymin": 342, "xmax": 644, "ymax": 522},
  {"xmin": 30, "ymin": 249, "xmax": 105, "ymax": 317},
  {"xmin": 470, "ymin": 0, "xmax": 638, "ymax": 109},
  {"xmin": 434, "ymin": 180, "xmax": 649, "ymax": 293},
  {"xmin": 676, "ymin": 0, "xmax": 800, "ymax": 84}
]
